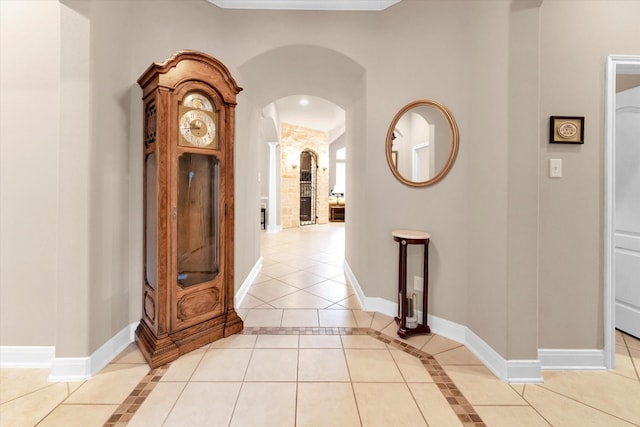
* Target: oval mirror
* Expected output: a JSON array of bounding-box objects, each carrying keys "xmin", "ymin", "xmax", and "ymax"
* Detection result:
[{"xmin": 385, "ymin": 100, "xmax": 459, "ymax": 187}]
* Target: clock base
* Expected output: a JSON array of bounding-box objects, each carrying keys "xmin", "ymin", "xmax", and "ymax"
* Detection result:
[
  {"xmin": 134, "ymin": 321, "xmax": 180, "ymax": 369},
  {"xmin": 223, "ymin": 309, "xmax": 244, "ymax": 337},
  {"xmin": 135, "ymin": 310, "xmax": 244, "ymax": 368}
]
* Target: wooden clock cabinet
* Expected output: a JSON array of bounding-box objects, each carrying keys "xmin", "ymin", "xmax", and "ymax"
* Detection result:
[{"xmin": 135, "ymin": 51, "xmax": 243, "ymax": 368}]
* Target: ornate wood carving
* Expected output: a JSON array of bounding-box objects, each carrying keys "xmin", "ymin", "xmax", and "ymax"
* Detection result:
[{"xmin": 145, "ymin": 101, "xmax": 157, "ymax": 147}]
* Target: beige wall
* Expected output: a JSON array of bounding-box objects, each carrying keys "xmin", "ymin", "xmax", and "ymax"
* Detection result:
[
  {"xmin": 506, "ymin": 1, "xmax": 542, "ymax": 360},
  {"xmin": 56, "ymin": 0, "xmax": 92, "ymax": 357},
  {"xmin": 538, "ymin": 1, "xmax": 640, "ymax": 349},
  {"xmin": 1, "ymin": 0, "xmax": 639, "ymax": 361},
  {"xmin": 465, "ymin": 0, "xmax": 511, "ymax": 358},
  {"xmin": 0, "ymin": 0, "xmax": 60, "ymax": 347}
]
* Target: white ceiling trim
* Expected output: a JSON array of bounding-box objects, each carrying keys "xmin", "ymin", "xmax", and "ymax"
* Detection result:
[{"xmin": 208, "ymin": 0, "xmax": 401, "ymax": 11}]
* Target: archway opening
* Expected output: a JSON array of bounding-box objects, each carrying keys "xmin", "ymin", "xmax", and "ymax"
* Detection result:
[
  {"xmin": 236, "ymin": 44, "xmax": 366, "ymax": 307},
  {"xmin": 237, "ymin": 43, "xmax": 363, "ymax": 227},
  {"xmin": 263, "ymin": 94, "xmax": 346, "ymax": 230}
]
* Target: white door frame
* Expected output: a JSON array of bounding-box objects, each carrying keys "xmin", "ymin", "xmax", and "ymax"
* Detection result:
[
  {"xmin": 603, "ymin": 54, "xmax": 640, "ymax": 369},
  {"xmin": 411, "ymin": 143, "xmax": 429, "ymax": 182}
]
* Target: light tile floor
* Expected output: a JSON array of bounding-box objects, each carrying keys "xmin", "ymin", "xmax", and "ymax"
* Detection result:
[{"xmin": 1, "ymin": 223, "xmax": 639, "ymax": 426}]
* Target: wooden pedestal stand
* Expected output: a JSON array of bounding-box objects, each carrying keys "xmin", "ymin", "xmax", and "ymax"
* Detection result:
[{"xmin": 392, "ymin": 229, "xmax": 431, "ymax": 339}]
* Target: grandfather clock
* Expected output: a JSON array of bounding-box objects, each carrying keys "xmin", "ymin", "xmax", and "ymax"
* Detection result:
[{"xmin": 135, "ymin": 51, "xmax": 243, "ymax": 368}]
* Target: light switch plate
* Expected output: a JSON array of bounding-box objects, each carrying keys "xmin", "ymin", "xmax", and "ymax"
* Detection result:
[
  {"xmin": 549, "ymin": 159, "xmax": 562, "ymax": 178},
  {"xmin": 414, "ymin": 276, "xmax": 423, "ymax": 292}
]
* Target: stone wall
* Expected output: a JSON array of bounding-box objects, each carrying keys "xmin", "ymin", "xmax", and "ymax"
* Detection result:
[{"xmin": 280, "ymin": 123, "xmax": 330, "ymax": 228}]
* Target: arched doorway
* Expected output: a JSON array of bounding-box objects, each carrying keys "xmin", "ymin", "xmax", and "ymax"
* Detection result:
[
  {"xmin": 235, "ymin": 44, "xmax": 366, "ymax": 304},
  {"xmin": 299, "ymin": 150, "xmax": 318, "ymax": 225}
]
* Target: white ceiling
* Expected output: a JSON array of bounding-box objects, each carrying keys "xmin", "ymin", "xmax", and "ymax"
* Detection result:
[
  {"xmin": 208, "ymin": 0, "xmax": 401, "ymax": 11},
  {"xmin": 272, "ymin": 95, "xmax": 345, "ymax": 141}
]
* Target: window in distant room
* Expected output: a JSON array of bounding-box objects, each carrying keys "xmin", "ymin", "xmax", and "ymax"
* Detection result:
[{"xmin": 334, "ymin": 147, "xmax": 346, "ymax": 195}]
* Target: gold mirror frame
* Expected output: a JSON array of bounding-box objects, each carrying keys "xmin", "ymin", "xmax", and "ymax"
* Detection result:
[{"xmin": 385, "ymin": 99, "xmax": 459, "ymax": 187}]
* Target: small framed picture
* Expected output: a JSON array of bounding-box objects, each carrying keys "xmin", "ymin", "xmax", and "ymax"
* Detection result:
[
  {"xmin": 550, "ymin": 116, "xmax": 584, "ymax": 144},
  {"xmin": 391, "ymin": 150, "xmax": 398, "ymax": 168}
]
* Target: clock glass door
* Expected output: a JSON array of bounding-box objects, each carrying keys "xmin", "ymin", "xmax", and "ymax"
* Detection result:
[{"xmin": 177, "ymin": 153, "xmax": 220, "ymax": 288}]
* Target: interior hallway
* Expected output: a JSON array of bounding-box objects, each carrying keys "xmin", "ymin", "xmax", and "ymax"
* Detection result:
[{"xmin": 1, "ymin": 223, "xmax": 639, "ymax": 426}]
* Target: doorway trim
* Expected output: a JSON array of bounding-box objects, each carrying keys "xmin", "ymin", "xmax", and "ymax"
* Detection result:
[{"xmin": 603, "ymin": 54, "xmax": 640, "ymax": 370}]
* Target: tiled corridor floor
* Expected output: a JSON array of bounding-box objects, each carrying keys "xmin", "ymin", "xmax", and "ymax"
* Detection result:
[{"xmin": 1, "ymin": 223, "xmax": 639, "ymax": 426}]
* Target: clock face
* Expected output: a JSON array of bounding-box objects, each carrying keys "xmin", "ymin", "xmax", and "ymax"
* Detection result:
[
  {"xmin": 180, "ymin": 109, "xmax": 216, "ymax": 147},
  {"xmin": 183, "ymin": 92, "xmax": 213, "ymax": 112}
]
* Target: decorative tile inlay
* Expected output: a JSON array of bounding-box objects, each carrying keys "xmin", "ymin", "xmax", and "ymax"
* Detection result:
[
  {"xmin": 103, "ymin": 364, "xmax": 170, "ymax": 427},
  {"xmin": 104, "ymin": 328, "xmax": 485, "ymax": 426}
]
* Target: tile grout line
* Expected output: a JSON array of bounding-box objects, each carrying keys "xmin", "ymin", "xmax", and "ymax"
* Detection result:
[
  {"xmin": 339, "ymin": 333, "xmax": 365, "ymax": 426},
  {"xmin": 227, "ymin": 340, "xmax": 258, "ymax": 427},
  {"xmin": 622, "ymin": 333, "xmax": 640, "ymax": 382},
  {"xmin": 385, "ymin": 337, "xmax": 432, "ymax": 426},
  {"xmin": 517, "ymin": 385, "xmax": 555, "ymax": 427},
  {"xmin": 534, "ymin": 381, "xmax": 640, "ymax": 425},
  {"xmin": 102, "ymin": 327, "xmax": 486, "ymax": 427}
]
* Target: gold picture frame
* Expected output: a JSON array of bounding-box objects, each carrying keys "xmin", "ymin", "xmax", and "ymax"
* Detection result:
[{"xmin": 550, "ymin": 116, "xmax": 584, "ymax": 144}]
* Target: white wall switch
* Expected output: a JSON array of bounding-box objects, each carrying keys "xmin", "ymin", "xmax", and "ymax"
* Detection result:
[
  {"xmin": 414, "ymin": 276, "xmax": 424, "ymax": 292},
  {"xmin": 549, "ymin": 158, "xmax": 562, "ymax": 178}
]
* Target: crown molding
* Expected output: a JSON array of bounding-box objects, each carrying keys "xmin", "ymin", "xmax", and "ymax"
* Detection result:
[{"xmin": 208, "ymin": 0, "xmax": 401, "ymax": 11}]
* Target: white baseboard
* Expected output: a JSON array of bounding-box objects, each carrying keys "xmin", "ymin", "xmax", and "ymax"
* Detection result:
[
  {"xmin": 344, "ymin": 260, "xmax": 398, "ymax": 316},
  {"xmin": 0, "ymin": 346, "xmax": 55, "ymax": 368},
  {"xmin": 538, "ymin": 348, "xmax": 606, "ymax": 371},
  {"xmin": 48, "ymin": 357, "xmax": 92, "ymax": 382},
  {"xmin": 1, "ymin": 323, "xmax": 137, "ymax": 381},
  {"xmin": 342, "ymin": 262, "xmax": 543, "ymax": 383},
  {"xmin": 427, "ymin": 313, "xmax": 467, "ymax": 343},
  {"xmin": 464, "ymin": 325, "xmax": 542, "ymax": 383},
  {"xmin": 363, "ymin": 297, "xmax": 397, "ymax": 316},
  {"xmin": 347, "ymin": 273, "xmax": 602, "ymax": 379},
  {"xmin": 424, "ymin": 313, "xmax": 543, "ymax": 383},
  {"xmin": 235, "ymin": 256, "xmax": 263, "ymax": 307},
  {"xmin": 343, "ymin": 260, "xmax": 365, "ymax": 308},
  {"xmin": 48, "ymin": 322, "xmax": 137, "ymax": 382}
]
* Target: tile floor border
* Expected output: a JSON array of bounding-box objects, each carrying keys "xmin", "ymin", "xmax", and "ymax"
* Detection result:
[
  {"xmin": 103, "ymin": 364, "xmax": 170, "ymax": 427},
  {"xmin": 103, "ymin": 328, "xmax": 485, "ymax": 427},
  {"xmin": 366, "ymin": 329, "xmax": 486, "ymax": 426}
]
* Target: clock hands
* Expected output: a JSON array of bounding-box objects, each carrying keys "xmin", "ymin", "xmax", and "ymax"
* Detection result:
[
  {"xmin": 182, "ymin": 119, "xmax": 206, "ymax": 132},
  {"xmin": 180, "ymin": 111, "xmax": 215, "ymax": 146}
]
